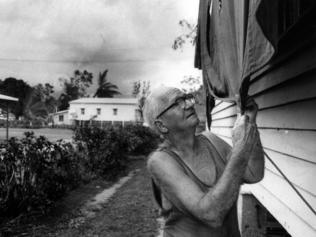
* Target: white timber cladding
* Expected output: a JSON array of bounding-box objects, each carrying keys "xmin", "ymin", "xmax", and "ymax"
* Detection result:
[
  {"xmin": 51, "ymin": 110, "xmax": 71, "ymax": 125},
  {"xmin": 210, "ymin": 42, "xmax": 316, "ymax": 236},
  {"xmin": 69, "ymin": 98, "xmax": 139, "ymax": 122}
]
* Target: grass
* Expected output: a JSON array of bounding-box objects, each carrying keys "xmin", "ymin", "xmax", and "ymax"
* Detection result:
[
  {"xmin": 0, "ymin": 158, "xmax": 159, "ymax": 237},
  {"xmin": 0, "ymin": 127, "xmax": 74, "ymax": 142}
]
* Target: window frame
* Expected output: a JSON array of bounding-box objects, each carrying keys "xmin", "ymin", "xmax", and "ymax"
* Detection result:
[{"xmin": 113, "ymin": 108, "xmax": 118, "ymax": 116}]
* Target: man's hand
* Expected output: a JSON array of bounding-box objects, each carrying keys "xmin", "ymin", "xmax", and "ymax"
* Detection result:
[
  {"xmin": 232, "ymin": 114, "xmax": 258, "ymax": 157},
  {"xmin": 244, "ymin": 97, "xmax": 258, "ymax": 124}
]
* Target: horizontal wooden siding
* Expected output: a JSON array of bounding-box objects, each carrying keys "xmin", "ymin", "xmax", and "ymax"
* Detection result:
[{"xmin": 210, "ymin": 41, "xmax": 316, "ymax": 237}]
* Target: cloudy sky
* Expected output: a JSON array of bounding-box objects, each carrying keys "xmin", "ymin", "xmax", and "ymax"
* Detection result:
[{"xmin": 0, "ymin": 0, "xmax": 201, "ymax": 96}]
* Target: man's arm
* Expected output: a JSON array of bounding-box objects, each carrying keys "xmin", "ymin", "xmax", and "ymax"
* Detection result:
[
  {"xmin": 148, "ymin": 115, "xmax": 257, "ymax": 228},
  {"xmin": 242, "ymin": 97, "xmax": 265, "ymax": 183},
  {"xmin": 243, "ymin": 129, "xmax": 265, "ymax": 183}
]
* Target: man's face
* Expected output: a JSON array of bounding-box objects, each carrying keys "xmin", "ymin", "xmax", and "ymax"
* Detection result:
[{"xmin": 156, "ymin": 89, "xmax": 199, "ymax": 133}]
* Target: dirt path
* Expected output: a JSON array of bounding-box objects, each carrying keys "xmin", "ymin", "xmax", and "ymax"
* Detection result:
[
  {"xmin": 1, "ymin": 158, "xmax": 160, "ymax": 237},
  {"xmin": 50, "ymin": 158, "xmax": 159, "ymax": 237},
  {"xmin": 10, "ymin": 158, "xmax": 160, "ymax": 237}
]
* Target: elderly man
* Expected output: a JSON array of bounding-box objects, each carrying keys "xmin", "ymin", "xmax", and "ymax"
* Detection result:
[{"xmin": 144, "ymin": 87, "xmax": 264, "ymax": 237}]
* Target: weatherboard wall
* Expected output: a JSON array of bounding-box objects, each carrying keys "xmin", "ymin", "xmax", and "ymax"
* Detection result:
[
  {"xmin": 210, "ymin": 41, "xmax": 316, "ymax": 236},
  {"xmin": 69, "ymin": 102, "xmax": 138, "ymax": 122}
]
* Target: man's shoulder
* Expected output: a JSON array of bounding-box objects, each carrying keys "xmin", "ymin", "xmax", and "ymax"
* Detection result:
[
  {"xmin": 200, "ymin": 130, "xmax": 229, "ymax": 144},
  {"xmin": 147, "ymin": 150, "xmax": 168, "ymax": 163},
  {"xmin": 200, "ymin": 130, "xmax": 219, "ymax": 142},
  {"xmin": 147, "ymin": 149, "xmax": 178, "ymax": 171},
  {"xmin": 200, "ymin": 130, "xmax": 232, "ymax": 156}
]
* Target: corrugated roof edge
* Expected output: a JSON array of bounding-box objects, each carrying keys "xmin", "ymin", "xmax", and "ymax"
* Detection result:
[
  {"xmin": 69, "ymin": 98, "xmax": 139, "ymax": 104},
  {"xmin": 49, "ymin": 110, "xmax": 69, "ymax": 115},
  {"xmin": 0, "ymin": 94, "xmax": 19, "ymax": 102}
]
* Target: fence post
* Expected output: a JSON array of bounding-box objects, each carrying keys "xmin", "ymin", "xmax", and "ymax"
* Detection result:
[{"xmin": 6, "ymin": 102, "xmax": 9, "ymax": 143}]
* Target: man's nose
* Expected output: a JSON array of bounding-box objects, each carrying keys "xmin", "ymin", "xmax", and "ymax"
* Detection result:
[{"xmin": 185, "ymin": 99, "xmax": 195, "ymax": 109}]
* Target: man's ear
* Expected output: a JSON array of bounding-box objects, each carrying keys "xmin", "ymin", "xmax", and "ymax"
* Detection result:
[{"xmin": 154, "ymin": 120, "xmax": 168, "ymax": 134}]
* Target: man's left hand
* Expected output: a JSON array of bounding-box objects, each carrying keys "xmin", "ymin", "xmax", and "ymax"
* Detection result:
[{"xmin": 244, "ymin": 97, "xmax": 258, "ymax": 124}]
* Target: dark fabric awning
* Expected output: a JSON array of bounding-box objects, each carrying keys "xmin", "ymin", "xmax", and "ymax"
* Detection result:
[
  {"xmin": 195, "ymin": 0, "xmax": 315, "ymax": 106},
  {"xmin": 195, "ymin": 0, "xmax": 246, "ymax": 101}
]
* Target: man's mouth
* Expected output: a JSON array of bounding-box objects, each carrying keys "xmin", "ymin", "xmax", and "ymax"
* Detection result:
[{"xmin": 187, "ymin": 112, "xmax": 196, "ymax": 118}]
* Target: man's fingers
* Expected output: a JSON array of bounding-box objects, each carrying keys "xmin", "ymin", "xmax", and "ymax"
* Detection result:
[
  {"xmin": 244, "ymin": 114, "xmax": 250, "ymax": 123},
  {"xmin": 245, "ymin": 97, "xmax": 258, "ymax": 110},
  {"xmin": 237, "ymin": 114, "xmax": 249, "ymax": 124},
  {"xmin": 237, "ymin": 113, "xmax": 241, "ymax": 119},
  {"xmin": 236, "ymin": 94, "xmax": 242, "ymax": 114}
]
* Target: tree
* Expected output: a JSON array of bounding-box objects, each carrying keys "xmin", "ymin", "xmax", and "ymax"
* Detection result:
[
  {"xmin": 172, "ymin": 20, "xmax": 197, "ymax": 51},
  {"xmin": 180, "ymin": 76, "xmax": 202, "ymax": 94},
  {"xmin": 24, "ymin": 83, "xmax": 57, "ymax": 119},
  {"xmin": 172, "ymin": 20, "xmax": 206, "ymax": 121},
  {"xmin": 33, "ymin": 83, "xmax": 54, "ymax": 102},
  {"xmin": 172, "ymin": 19, "xmax": 201, "ymax": 96},
  {"xmin": 94, "ymin": 69, "xmax": 120, "ymax": 98},
  {"xmin": 0, "ymin": 77, "xmax": 32, "ymax": 119},
  {"xmin": 58, "ymin": 70, "xmax": 93, "ymax": 110},
  {"xmin": 132, "ymin": 80, "xmax": 150, "ymax": 122}
]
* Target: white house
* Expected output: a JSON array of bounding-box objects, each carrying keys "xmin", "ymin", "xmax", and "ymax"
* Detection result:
[
  {"xmin": 67, "ymin": 97, "xmax": 140, "ymax": 126},
  {"xmin": 49, "ymin": 110, "xmax": 71, "ymax": 126}
]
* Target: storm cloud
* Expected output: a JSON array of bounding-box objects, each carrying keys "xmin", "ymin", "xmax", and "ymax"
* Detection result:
[{"xmin": 0, "ymin": 0, "xmax": 200, "ymax": 95}]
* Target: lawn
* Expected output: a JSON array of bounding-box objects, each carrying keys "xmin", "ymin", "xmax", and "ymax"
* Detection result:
[{"xmin": 0, "ymin": 127, "xmax": 74, "ymax": 142}]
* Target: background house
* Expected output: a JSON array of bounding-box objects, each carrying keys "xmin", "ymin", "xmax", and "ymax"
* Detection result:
[
  {"xmin": 68, "ymin": 97, "xmax": 140, "ymax": 126},
  {"xmin": 49, "ymin": 98, "xmax": 140, "ymax": 127},
  {"xmin": 0, "ymin": 108, "xmax": 15, "ymax": 121},
  {"xmin": 0, "ymin": 93, "xmax": 18, "ymax": 141},
  {"xmin": 49, "ymin": 110, "xmax": 71, "ymax": 126}
]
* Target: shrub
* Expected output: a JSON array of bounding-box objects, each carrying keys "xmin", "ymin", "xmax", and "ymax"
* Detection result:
[
  {"xmin": 0, "ymin": 132, "xmax": 84, "ymax": 218},
  {"xmin": 73, "ymin": 126, "xmax": 129, "ymax": 181},
  {"xmin": 73, "ymin": 124, "xmax": 160, "ymax": 180},
  {"xmin": 123, "ymin": 124, "xmax": 160, "ymax": 155},
  {"xmin": 0, "ymin": 124, "xmax": 160, "ymax": 222}
]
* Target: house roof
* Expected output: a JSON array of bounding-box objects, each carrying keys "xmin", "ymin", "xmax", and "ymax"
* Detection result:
[
  {"xmin": 49, "ymin": 110, "xmax": 69, "ymax": 116},
  {"xmin": 0, "ymin": 94, "xmax": 19, "ymax": 102},
  {"xmin": 69, "ymin": 97, "xmax": 138, "ymax": 105}
]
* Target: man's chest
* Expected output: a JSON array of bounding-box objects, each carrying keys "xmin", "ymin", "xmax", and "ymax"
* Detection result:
[{"xmin": 185, "ymin": 141, "xmax": 218, "ymax": 187}]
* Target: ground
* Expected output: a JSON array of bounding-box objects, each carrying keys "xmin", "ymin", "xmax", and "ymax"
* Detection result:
[
  {"xmin": 0, "ymin": 128, "xmax": 160, "ymax": 236},
  {"xmin": 0, "ymin": 158, "xmax": 160, "ymax": 237}
]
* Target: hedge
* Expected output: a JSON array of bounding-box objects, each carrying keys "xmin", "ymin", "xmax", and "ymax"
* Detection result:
[
  {"xmin": 0, "ymin": 124, "xmax": 160, "ymax": 221},
  {"xmin": 0, "ymin": 132, "xmax": 85, "ymax": 219},
  {"xmin": 73, "ymin": 124, "xmax": 160, "ymax": 180}
]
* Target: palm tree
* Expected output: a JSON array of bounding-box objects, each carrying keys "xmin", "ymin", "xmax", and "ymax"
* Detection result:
[{"xmin": 94, "ymin": 70, "xmax": 120, "ymax": 98}]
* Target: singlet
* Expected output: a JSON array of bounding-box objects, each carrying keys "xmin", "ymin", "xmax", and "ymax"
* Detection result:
[{"xmin": 150, "ymin": 132, "xmax": 241, "ymax": 237}]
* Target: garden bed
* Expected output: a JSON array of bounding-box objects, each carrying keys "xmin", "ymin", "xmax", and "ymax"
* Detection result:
[
  {"xmin": 1, "ymin": 158, "xmax": 160, "ymax": 237},
  {"xmin": 0, "ymin": 124, "xmax": 161, "ymax": 236}
]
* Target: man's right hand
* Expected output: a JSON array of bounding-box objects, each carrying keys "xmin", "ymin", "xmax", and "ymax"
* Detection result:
[{"xmin": 232, "ymin": 114, "xmax": 258, "ymax": 158}]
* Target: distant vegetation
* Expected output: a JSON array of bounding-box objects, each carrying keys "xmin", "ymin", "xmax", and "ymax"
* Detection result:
[
  {"xmin": 93, "ymin": 69, "xmax": 120, "ymax": 98},
  {"xmin": 0, "ymin": 69, "xmax": 121, "ymax": 125},
  {"xmin": 132, "ymin": 80, "xmax": 151, "ymax": 122}
]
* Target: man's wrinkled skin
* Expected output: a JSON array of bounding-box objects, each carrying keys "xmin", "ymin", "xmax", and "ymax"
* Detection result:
[{"xmin": 144, "ymin": 87, "xmax": 264, "ymax": 235}]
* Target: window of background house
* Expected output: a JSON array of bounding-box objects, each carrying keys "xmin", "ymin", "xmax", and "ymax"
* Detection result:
[
  {"xmin": 59, "ymin": 115, "xmax": 64, "ymax": 122},
  {"xmin": 81, "ymin": 108, "xmax": 85, "ymax": 115},
  {"xmin": 97, "ymin": 108, "xmax": 101, "ymax": 115},
  {"xmin": 113, "ymin": 108, "xmax": 118, "ymax": 115}
]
